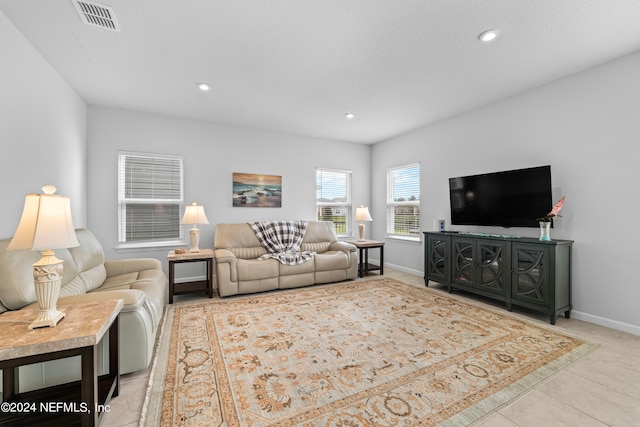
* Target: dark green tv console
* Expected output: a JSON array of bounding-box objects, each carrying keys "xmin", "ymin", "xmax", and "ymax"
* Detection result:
[{"xmin": 423, "ymin": 231, "xmax": 574, "ymax": 324}]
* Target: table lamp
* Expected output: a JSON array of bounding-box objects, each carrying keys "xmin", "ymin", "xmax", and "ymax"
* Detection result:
[
  {"xmin": 8, "ymin": 185, "xmax": 79, "ymax": 329},
  {"xmin": 354, "ymin": 205, "xmax": 373, "ymax": 241},
  {"xmin": 181, "ymin": 202, "xmax": 209, "ymax": 252}
]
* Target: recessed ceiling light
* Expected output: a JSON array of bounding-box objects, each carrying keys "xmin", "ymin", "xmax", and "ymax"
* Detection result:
[
  {"xmin": 197, "ymin": 83, "xmax": 211, "ymax": 92},
  {"xmin": 345, "ymin": 113, "xmax": 355, "ymax": 120},
  {"xmin": 478, "ymin": 29, "xmax": 499, "ymax": 43}
]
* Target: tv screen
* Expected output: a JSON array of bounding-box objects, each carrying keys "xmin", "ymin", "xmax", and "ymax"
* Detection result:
[{"xmin": 449, "ymin": 166, "xmax": 552, "ymax": 228}]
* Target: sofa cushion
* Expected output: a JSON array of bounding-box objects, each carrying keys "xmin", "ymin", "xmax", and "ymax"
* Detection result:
[
  {"xmin": 279, "ymin": 259, "xmax": 315, "ymax": 276},
  {"xmin": 79, "ymin": 264, "xmax": 108, "ymax": 292},
  {"xmin": 302, "ymin": 221, "xmax": 338, "ymax": 243},
  {"xmin": 301, "ymin": 242, "xmax": 331, "ymax": 253},
  {"xmin": 315, "ymin": 251, "xmax": 350, "ymax": 271},
  {"xmin": 239, "ymin": 277, "xmax": 279, "ymax": 294},
  {"xmin": 0, "ymin": 239, "xmax": 40, "ymax": 310},
  {"xmin": 104, "ymin": 258, "xmax": 163, "ymax": 276},
  {"xmin": 59, "ymin": 276, "xmax": 88, "ymax": 297},
  {"xmin": 230, "ymin": 247, "xmax": 268, "ymax": 260},
  {"xmin": 215, "ymin": 223, "xmax": 263, "ymax": 249},
  {"xmin": 101, "ymin": 272, "xmax": 139, "ymax": 289},
  {"xmin": 69, "ymin": 230, "xmax": 105, "ymax": 275},
  {"xmin": 238, "ymin": 258, "xmax": 279, "ymax": 280}
]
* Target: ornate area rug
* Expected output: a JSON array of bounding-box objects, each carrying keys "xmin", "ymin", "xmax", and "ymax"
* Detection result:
[{"xmin": 141, "ymin": 279, "xmax": 596, "ymax": 426}]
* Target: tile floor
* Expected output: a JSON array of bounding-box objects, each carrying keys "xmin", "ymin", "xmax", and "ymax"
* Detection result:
[{"xmin": 102, "ymin": 269, "xmax": 640, "ymax": 426}]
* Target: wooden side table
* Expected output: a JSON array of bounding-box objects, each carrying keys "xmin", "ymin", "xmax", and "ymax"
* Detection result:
[
  {"xmin": 167, "ymin": 249, "xmax": 214, "ymax": 304},
  {"xmin": 0, "ymin": 299, "xmax": 123, "ymax": 427},
  {"xmin": 352, "ymin": 240, "xmax": 385, "ymax": 278}
]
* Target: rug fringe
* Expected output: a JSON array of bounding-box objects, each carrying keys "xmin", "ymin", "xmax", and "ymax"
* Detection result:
[{"xmin": 139, "ymin": 304, "xmax": 175, "ymax": 427}]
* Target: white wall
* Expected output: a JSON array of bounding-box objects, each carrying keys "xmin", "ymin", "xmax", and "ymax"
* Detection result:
[
  {"xmin": 0, "ymin": 11, "xmax": 87, "ymax": 239},
  {"xmin": 87, "ymin": 106, "xmax": 371, "ymax": 271},
  {"xmin": 371, "ymin": 51, "xmax": 640, "ymax": 335},
  {"xmin": 0, "ymin": 10, "xmax": 87, "ymax": 393}
]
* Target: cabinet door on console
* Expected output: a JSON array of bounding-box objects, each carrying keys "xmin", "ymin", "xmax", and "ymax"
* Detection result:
[
  {"xmin": 451, "ymin": 237, "xmax": 475, "ymax": 288},
  {"xmin": 425, "ymin": 234, "xmax": 450, "ymax": 284},
  {"xmin": 452, "ymin": 237, "xmax": 508, "ymax": 296},
  {"xmin": 477, "ymin": 240, "xmax": 508, "ymax": 295},
  {"xmin": 511, "ymin": 243, "xmax": 550, "ymax": 307}
]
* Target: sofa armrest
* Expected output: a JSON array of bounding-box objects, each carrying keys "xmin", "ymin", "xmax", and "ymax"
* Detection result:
[
  {"xmin": 329, "ymin": 241, "xmax": 357, "ymax": 270},
  {"xmin": 214, "ymin": 248, "xmax": 237, "ymax": 263},
  {"xmin": 104, "ymin": 258, "xmax": 162, "ymax": 277},
  {"xmin": 329, "ymin": 241, "xmax": 357, "ymax": 253},
  {"xmin": 55, "ymin": 290, "xmax": 145, "ymax": 312},
  {"xmin": 214, "ymin": 249, "xmax": 238, "ymax": 280},
  {"xmin": 214, "ymin": 249, "xmax": 239, "ymax": 296}
]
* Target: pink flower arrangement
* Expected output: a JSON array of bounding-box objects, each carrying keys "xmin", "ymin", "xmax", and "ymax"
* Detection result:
[{"xmin": 538, "ymin": 196, "xmax": 565, "ymax": 222}]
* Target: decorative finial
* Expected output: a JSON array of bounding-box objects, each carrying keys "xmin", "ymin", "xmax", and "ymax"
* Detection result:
[{"xmin": 42, "ymin": 184, "xmax": 57, "ymax": 195}]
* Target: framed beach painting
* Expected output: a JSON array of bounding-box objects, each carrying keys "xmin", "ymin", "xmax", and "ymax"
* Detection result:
[{"xmin": 232, "ymin": 173, "xmax": 282, "ymax": 207}]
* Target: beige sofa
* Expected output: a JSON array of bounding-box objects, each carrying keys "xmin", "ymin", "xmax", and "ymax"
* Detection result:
[
  {"xmin": 0, "ymin": 229, "xmax": 167, "ymax": 386},
  {"xmin": 214, "ymin": 221, "xmax": 357, "ymax": 296}
]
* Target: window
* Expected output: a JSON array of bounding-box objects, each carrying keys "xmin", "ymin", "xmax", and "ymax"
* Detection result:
[
  {"xmin": 387, "ymin": 163, "xmax": 420, "ymax": 240},
  {"xmin": 118, "ymin": 152, "xmax": 184, "ymax": 247},
  {"xmin": 316, "ymin": 168, "xmax": 352, "ymax": 237}
]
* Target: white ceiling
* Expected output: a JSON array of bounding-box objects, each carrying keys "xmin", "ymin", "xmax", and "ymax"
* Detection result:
[{"xmin": 2, "ymin": 0, "xmax": 640, "ymax": 144}]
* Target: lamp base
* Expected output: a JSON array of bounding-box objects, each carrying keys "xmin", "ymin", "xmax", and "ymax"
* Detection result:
[
  {"xmin": 29, "ymin": 250, "xmax": 65, "ymax": 330},
  {"xmin": 29, "ymin": 309, "xmax": 65, "ymax": 330},
  {"xmin": 189, "ymin": 226, "xmax": 201, "ymax": 252},
  {"xmin": 358, "ymin": 223, "xmax": 366, "ymax": 241}
]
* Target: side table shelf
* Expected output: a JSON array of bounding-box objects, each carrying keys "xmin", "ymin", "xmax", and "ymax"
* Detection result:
[{"xmin": 167, "ymin": 249, "xmax": 214, "ymax": 304}]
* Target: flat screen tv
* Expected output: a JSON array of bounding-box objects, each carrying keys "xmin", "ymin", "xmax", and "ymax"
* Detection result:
[{"xmin": 449, "ymin": 166, "xmax": 552, "ymax": 228}]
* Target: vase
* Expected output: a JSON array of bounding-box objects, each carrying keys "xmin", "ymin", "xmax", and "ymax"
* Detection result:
[{"xmin": 539, "ymin": 221, "xmax": 551, "ymax": 241}]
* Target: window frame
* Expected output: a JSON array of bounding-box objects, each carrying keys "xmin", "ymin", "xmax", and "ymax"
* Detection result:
[
  {"xmin": 386, "ymin": 162, "xmax": 421, "ymax": 241},
  {"xmin": 316, "ymin": 167, "xmax": 352, "ymax": 238},
  {"xmin": 117, "ymin": 151, "xmax": 185, "ymax": 249}
]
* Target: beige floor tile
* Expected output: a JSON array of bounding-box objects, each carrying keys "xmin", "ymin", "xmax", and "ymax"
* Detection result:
[
  {"xmin": 538, "ymin": 370, "xmax": 640, "ymax": 426},
  {"xmin": 496, "ymin": 389, "xmax": 609, "ymax": 427},
  {"xmin": 101, "ymin": 369, "xmax": 151, "ymax": 426},
  {"xmin": 569, "ymin": 346, "xmax": 640, "ymax": 398},
  {"xmin": 473, "ymin": 412, "xmax": 524, "ymax": 426}
]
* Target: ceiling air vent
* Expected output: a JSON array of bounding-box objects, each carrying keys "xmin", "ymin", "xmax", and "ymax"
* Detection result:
[{"xmin": 73, "ymin": 0, "xmax": 120, "ymax": 32}]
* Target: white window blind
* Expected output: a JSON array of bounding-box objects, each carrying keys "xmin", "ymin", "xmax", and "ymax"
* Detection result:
[
  {"xmin": 118, "ymin": 152, "xmax": 184, "ymax": 246},
  {"xmin": 387, "ymin": 163, "xmax": 420, "ymax": 239},
  {"xmin": 316, "ymin": 168, "xmax": 352, "ymax": 237}
]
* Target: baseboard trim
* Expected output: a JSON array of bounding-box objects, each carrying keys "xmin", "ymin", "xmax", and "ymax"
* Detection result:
[
  {"xmin": 571, "ymin": 310, "xmax": 640, "ymax": 336},
  {"xmin": 380, "ymin": 261, "xmax": 423, "ymax": 278}
]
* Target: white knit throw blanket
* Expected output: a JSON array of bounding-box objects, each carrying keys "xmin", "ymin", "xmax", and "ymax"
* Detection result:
[{"xmin": 249, "ymin": 221, "xmax": 316, "ymax": 265}]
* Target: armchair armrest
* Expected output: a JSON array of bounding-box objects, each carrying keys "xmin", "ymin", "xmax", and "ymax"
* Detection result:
[{"xmin": 105, "ymin": 258, "xmax": 162, "ymax": 277}]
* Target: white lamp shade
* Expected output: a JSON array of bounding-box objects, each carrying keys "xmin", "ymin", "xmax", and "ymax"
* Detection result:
[
  {"xmin": 8, "ymin": 189, "xmax": 79, "ymax": 251},
  {"xmin": 354, "ymin": 206, "xmax": 373, "ymax": 222},
  {"xmin": 181, "ymin": 202, "xmax": 210, "ymax": 225}
]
